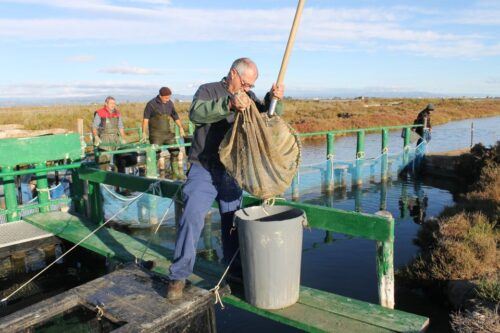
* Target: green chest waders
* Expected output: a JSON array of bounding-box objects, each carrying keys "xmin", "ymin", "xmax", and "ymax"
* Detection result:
[
  {"xmin": 148, "ymin": 110, "xmax": 184, "ymax": 180},
  {"xmin": 97, "ymin": 117, "xmax": 120, "ymax": 170}
]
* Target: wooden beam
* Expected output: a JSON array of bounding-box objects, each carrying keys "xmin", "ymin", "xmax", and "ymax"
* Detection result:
[
  {"xmin": 0, "ymin": 133, "xmax": 82, "ymax": 167},
  {"xmin": 78, "ymin": 167, "xmax": 393, "ymax": 242}
]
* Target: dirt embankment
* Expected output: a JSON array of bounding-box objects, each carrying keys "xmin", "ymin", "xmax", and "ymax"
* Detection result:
[{"xmin": 400, "ymin": 143, "xmax": 499, "ymax": 332}]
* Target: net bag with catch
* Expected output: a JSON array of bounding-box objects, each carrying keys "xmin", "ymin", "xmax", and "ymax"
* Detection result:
[{"xmin": 219, "ymin": 94, "xmax": 301, "ymax": 199}]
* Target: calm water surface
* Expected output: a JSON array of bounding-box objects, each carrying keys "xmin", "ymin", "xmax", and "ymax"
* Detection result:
[{"xmin": 1, "ymin": 116, "xmax": 498, "ymax": 331}]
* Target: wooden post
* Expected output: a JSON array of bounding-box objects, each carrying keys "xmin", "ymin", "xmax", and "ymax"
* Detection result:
[
  {"xmin": 353, "ymin": 131, "xmax": 365, "ymax": 187},
  {"xmin": 2, "ymin": 166, "xmax": 19, "ymax": 222},
  {"xmin": 146, "ymin": 146, "xmax": 158, "ymax": 178},
  {"xmin": 88, "ymin": 181, "xmax": 103, "ymax": 224},
  {"xmin": 381, "ymin": 128, "xmax": 389, "ymax": 182},
  {"xmin": 35, "ymin": 163, "xmax": 50, "ymax": 213},
  {"xmin": 375, "ymin": 210, "xmax": 395, "ymax": 309},
  {"xmin": 70, "ymin": 169, "xmax": 86, "ymax": 214},
  {"xmin": 77, "ymin": 118, "xmax": 84, "ymax": 147},
  {"xmin": 325, "ymin": 133, "xmax": 334, "ymax": 193},
  {"xmin": 145, "ymin": 146, "xmax": 159, "ymax": 225}
]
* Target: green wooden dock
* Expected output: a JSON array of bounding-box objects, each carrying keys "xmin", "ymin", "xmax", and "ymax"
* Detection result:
[
  {"xmin": 23, "ymin": 211, "xmax": 428, "ymax": 332},
  {"xmin": 0, "ymin": 130, "xmax": 430, "ymax": 332}
]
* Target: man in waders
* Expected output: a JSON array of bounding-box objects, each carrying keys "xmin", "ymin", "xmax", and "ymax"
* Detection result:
[
  {"xmin": 413, "ymin": 103, "xmax": 434, "ymax": 145},
  {"xmin": 92, "ymin": 96, "xmax": 126, "ymax": 171},
  {"xmin": 142, "ymin": 87, "xmax": 186, "ymax": 180},
  {"xmin": 166, "ymin": 58, "xmax": 284, "ymax": 300}
]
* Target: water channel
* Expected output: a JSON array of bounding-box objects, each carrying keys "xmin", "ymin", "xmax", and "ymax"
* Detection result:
[{"xmin": 1, "ymin": 115, "xmax": 498, "ymax": 331}]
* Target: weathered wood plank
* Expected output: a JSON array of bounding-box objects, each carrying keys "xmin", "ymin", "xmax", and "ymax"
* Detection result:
[
  {"xmin": 23, "ymin": 211, "xmax": 427, "ymax": 333},
  {"xmin": 22, "ymin": 211, "xmax": 222, "ymax": 287},
  {"xmin": 299, "ymin": 287, "xmax": 428, "ymax": 332},
  {"xmin": 224, "ymin": 294, "xmax": 391, "ymax": 333},
  {"xmin": 0, "ymin": 266, "xmax": 216, "ymax": 333}
]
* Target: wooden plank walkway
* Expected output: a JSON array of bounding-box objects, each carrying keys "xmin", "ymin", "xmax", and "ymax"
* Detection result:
[
  {"xmin": 23, "ymin": 211, "xmax": 429, "ymax": 332},
  {"xmin": 0, "ymin": 265, "xmax": 216, "ymax": 332}
]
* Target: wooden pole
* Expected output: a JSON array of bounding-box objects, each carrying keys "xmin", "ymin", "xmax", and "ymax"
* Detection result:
[
  {"xmin": 325, "ymin": 133, "xmax": 335, "ymax": 193},
  {"xmin": 35, "ymin": 163, "xmax": 50, "ymax": 213},
  {"xmin": 268, "ymin": 0, "xmax": 306, "ymax": 116},
  {"xmin": 375, "ymin": 210, "xmax": 395, "ymax": 309},
  {"xmin": 381, "ymin": 128, "xmax": 389, "ymax": 182},
  {"xmin": 2, "ymin": 166, "xmax": 19, "ymax": 222}
]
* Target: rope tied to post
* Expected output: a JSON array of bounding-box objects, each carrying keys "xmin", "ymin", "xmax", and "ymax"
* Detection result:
[
  {"xmin": 209, "ymin": 248, "xmax": 240, "ymax": 310},
  {"xmin": 356, "ymin": 151, "xmax": 365, "ymax": 159}
]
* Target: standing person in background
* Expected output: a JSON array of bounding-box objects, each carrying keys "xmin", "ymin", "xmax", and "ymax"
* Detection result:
[
  {"xmin": 413, "ymin": 103, "xmax": 434, "ymax": 145},
  {"xmin": 92, "ymin": 96, "xmax": 126, "ymax": 171},
  {"xmin": 142, "ymin": 87, "xmax": 186, "ymax": 180}
]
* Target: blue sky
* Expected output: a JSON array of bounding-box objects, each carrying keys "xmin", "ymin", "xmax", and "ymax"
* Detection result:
[{"xmin": 0, "ymin": 0, "xmax": 499, "ymax": 102}]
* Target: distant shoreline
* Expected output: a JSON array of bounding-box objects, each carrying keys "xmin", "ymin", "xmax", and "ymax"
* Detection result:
[{"xmin": 1, "ymin": 98, "xmax": 499, "ymax": 139}]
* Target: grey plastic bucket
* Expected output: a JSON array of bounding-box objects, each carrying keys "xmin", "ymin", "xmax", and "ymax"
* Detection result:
[{"xmin": 234, "ymin": 205, "xmax": 305, "ymax": 309}]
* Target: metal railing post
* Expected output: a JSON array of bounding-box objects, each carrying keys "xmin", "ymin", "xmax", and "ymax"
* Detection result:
[
  {"xmin": 353, "ymin": 130, "xmax": 365, "ymax": 187},
  {"xmin": 88, "ymin": 181, "xmax": 103, "ymax": 224},
  {"xmin": 35, "ymin": 163, "xmax": 50, "ymax": 213},
  {"xmin": 146, "ymin": 146, "xmax": 158, "ymax": 178},
  {"xmin": 70, "ymin": 169, "xmax": 86, "ymax": 214},
  {"xmin": 381, "ymin": 128, "xmax": 389, "ymax": 182},
  {"xmin": 325, "ymin": 133, "xmax": 335, "ymax": 193},
  {"xmin": 2, "ymin": 166, "xmax": 19, "ymax": 222}
]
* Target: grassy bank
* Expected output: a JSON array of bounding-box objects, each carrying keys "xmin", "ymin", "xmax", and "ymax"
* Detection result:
[
  {"xmin": 400, "ymin": 142, "xmax": 499, "ymax": 332},
  {"xmin": 1, "ymin": 98, "xmax": 499, "ymax": 136}
]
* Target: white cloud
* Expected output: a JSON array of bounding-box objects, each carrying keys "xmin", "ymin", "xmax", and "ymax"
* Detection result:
[
  {"xmin": 0, "ymin": 2, "xmax": 498, "ymax": 59},
  {"xmin": 66, "ymin": 54, "xmax": 95, "ymax": 63},
  {"xmin": 100, "ymin": 64, "xmax": 161, "ymax": 75},
  {"xmin": 0, "ymin": 81, "xmax": 160, "ymax": 99}
]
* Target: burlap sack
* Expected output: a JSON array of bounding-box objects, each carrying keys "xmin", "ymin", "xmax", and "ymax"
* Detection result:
[{"xmin": 219, "ymin": 97, "xmax": 301, "ymax": 199}]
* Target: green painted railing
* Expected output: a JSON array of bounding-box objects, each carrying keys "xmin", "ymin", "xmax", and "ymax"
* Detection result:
[{"xmin": 0, "ymin": 128, "xmax": 418, "ymax": 308}]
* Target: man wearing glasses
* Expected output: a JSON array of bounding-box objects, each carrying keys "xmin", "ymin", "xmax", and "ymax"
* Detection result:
[{"xmin": 166, "ymin": 57, "xmax": 285, "ymax": 299}]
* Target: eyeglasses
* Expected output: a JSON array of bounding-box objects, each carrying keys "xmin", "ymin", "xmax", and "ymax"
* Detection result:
[{"xmin": 236, "ymin": 71, "xmax": 255, "ymax": 89}]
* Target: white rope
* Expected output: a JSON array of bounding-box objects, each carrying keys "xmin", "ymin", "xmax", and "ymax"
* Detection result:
[
  {"xmin": 0, "ymin": 180, "xmax": 161, "ymax": 304},
  {"xmin": 209, "ymin": 248, "xmax": 240, "ymax": 310}
]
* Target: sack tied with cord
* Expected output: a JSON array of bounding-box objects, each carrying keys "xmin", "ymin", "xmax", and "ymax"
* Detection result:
[{"xmin": 219, "ymin": 91, "xmax": 301, "ymax": 199}]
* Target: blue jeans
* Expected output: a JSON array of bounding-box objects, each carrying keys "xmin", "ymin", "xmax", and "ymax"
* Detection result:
[{"xmin": 169, "ymin": 163, "xmax": 242, "ymax": 281}]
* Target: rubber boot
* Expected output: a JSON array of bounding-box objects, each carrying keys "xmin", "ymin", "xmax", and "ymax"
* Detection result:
[
  {"xmin": 166, "ymin": 280, "xmax": 185, "ymax": 300},
  {"xmin": 171, "ymin": 157, "xmax": 186, "ymax": 181}
]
